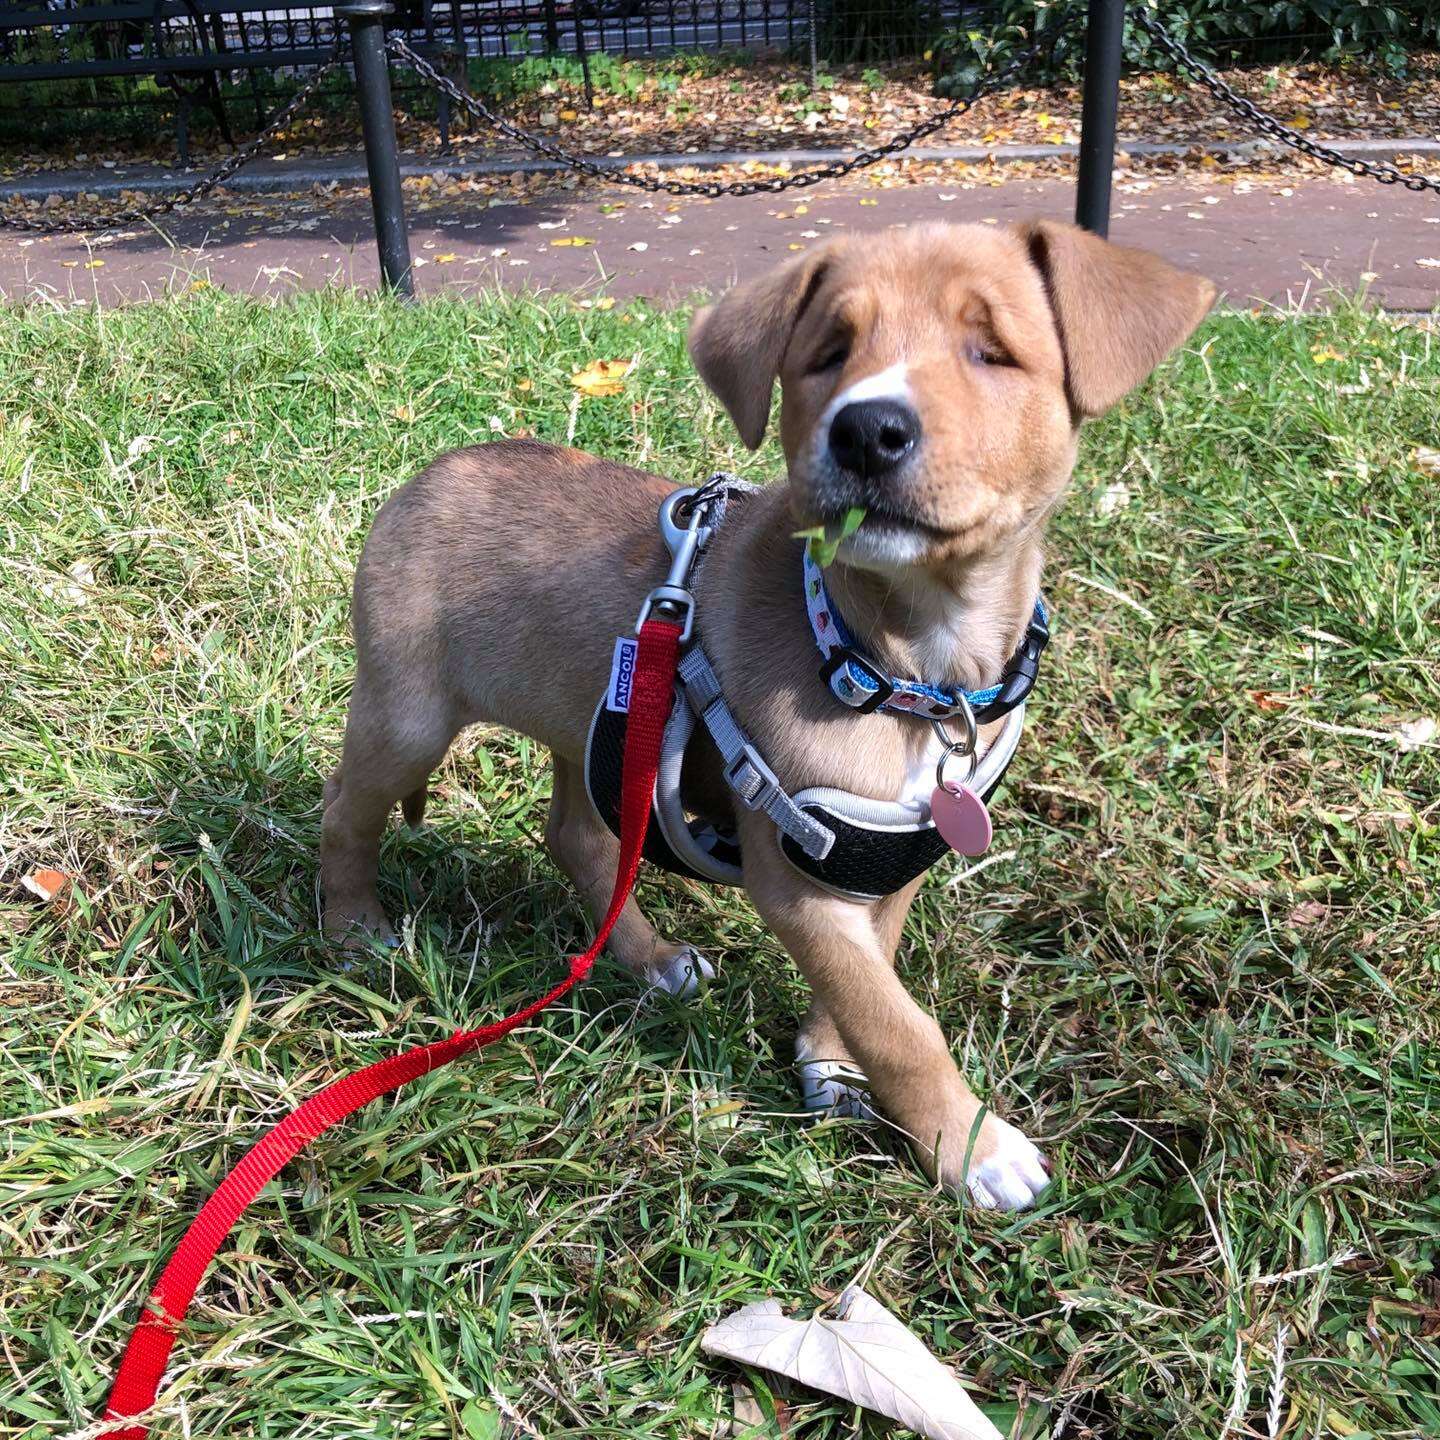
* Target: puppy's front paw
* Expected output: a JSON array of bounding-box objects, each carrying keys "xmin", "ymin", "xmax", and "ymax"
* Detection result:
[
  {"xmin": 648, "ymin": 947, "xmax": 715, "ymax": 999},
  {"xmin": 964, "ymin": 1116, "xmax": 1051, "ymax": 1211},
  {"xmin": 324, "ymin": 901, "xmax": 399, "ymax": 952}
]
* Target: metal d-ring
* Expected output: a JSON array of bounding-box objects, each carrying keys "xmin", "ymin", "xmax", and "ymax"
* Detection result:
[{"xmin": 931, "ymin": 701, "xmax": 978, "ymax": 792}]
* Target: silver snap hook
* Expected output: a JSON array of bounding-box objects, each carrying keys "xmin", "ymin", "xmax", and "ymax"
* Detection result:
[{"xmin": 931, "ymin": 699, "xmax": 978, "ymax": 792}]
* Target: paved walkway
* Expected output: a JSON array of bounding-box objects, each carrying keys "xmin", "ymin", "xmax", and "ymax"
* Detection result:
[{"xmin": 4, "ymin": 173, "xmax": 1438, "ymax": 309}]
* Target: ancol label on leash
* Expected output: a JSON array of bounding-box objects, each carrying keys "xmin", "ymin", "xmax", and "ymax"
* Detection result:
[{"xmin": 607, "ymin": 635, "xmax": 639, "ymax": 713}]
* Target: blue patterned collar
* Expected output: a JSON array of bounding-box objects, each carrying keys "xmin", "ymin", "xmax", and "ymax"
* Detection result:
[{"xmin": 803, "ymin": 543, "xmax": 1049, "ymax": 723}]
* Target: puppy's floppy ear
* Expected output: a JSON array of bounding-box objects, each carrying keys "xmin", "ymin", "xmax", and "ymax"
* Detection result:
[
  {"xmin": 687, "ymin": 249, "xmax": 831, "ymax": 449},
  {"xmin": 1019, "ymin": 220, "xmax": 1217, "ymax": 418}
]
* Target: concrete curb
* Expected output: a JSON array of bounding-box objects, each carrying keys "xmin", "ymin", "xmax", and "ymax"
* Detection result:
[{"xmin": 7, "ymin": 134, "xmax": 1439, "ymax": 200}]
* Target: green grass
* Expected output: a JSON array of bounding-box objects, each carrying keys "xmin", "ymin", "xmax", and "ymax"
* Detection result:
[{"xmin": 1, "ymin": 289, "xmax": 1438, "ymax": 1440}]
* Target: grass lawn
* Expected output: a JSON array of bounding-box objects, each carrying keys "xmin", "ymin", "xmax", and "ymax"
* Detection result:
[{"xmin": 2, "ymin": 289, "xmax": 1438, "ymax": 1440}]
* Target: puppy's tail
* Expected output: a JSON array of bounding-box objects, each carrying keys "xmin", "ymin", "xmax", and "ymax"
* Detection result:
[{"xmin": 401, "ymin": 786, "xmax": 428, "ymax": 827}]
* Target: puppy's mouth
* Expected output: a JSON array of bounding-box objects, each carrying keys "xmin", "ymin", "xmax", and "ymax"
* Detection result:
[
  {"xmin": 815, "ymin": 501, "xmax": 950, "ymax": 542},
  {"xmin": 798, "ymin": 501, "xmax": 968, "ymax": 572}
]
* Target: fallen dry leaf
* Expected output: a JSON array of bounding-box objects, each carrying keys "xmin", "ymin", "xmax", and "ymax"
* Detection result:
[
  {"xmin": 1248, "ymin": 689, "xmax": 1296, "ymax": 712},
  {"xmin": 702, "ymin": 1286, "xmax": 1002, "ymax": 1440},
  {"xmin": 1096, "ymin": 480, "xmax": 1133, "ymax": 517},
  {"xmin": 571, "ymin": 358, "xmax": 633, "ymax": 397},
  {"xmin": 729, "ymin": 1381, "xmax": 795, "ymax": 1437},
  {"xmin": 1396, "ymin": 717, "xmax": 1437, "ymax": 752},
  {"xmin": 434, "ymin": 252, "xmax": 460, "ymax": 263},
  {"xmin": 551, "ymin": 236, "xmax": 595, "ymax": 247},
  {"xmin": 1414, "ymin": 447, "xmax": 1440, "ymax": 477},
  {"xmin": 21, "ymin": 868, "xmax": 71, "ymax": 905}
]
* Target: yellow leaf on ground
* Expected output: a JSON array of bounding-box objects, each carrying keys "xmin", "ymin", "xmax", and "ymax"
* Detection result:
[
  {"xmin": 85, "ymin": 259, "xmax": 105, "ymax": 269},
  {"xmin": 392, "ymin": 403, "xmax": 414, "ymax": 422},
  {"xmin": 1289, "ymin": 113, "xmax": 1311, "ymax": 129},
  {"xmin": 1414, "ymin": 446, "xmax": 1440, "ymax": 477},
  {"xmin": 434, "ymin": 253, "xmax": 460, "ymax": 263},
  {"xmin": 571, "ymin": 358, "xmax": 632, "ymax": 397},
  {"xmin": 1310, "ymin": 346, "xmax": 1345, "ymax": 364},
  {"xmin": 552, "ymin": 236, "xmax": 595, "ymax": 247},
  {"xmin": 21, "ymin": 868, "xmax": 70, "ymax": 904},
  {"xmin": 560, "ymin": 108, "xmax": 578, "ymax": 121}
]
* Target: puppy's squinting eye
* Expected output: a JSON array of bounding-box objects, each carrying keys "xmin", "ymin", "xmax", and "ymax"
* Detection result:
[
  {"xmin": 966, "ymin": 341, "xmax": 1017, "ymax": 368},
  {"xmin": 811, "ymin": 342, "xmax": 850, "ymax": 375}
]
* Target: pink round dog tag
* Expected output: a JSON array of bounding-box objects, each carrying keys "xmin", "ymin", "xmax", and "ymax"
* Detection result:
[{"xmin": 930, "ymin": 782, "xmax": 992, "ymax": 856}]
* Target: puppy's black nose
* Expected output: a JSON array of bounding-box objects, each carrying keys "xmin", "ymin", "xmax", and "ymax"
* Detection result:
[{"xmin": 828, "ymin": 399, "xmax": 921, "ymax": 480}]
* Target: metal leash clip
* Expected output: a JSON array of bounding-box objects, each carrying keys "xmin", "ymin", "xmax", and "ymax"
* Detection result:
[
  {"xmin": 932, "ymin": 699, "xmax": 979, "ymax": 792},
  {"xmin": 636, "ymin": 487, "xmax": 715, "ymax": 644}
]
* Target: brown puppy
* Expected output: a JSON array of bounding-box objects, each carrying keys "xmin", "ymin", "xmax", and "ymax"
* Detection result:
[{"xmin": 322, "ymin": 220, "xmax": 1215, "ymax": 1209}]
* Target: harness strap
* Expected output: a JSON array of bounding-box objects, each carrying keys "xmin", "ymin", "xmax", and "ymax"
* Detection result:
[
  {"xmin": 678, "ymin": 646, "xmax": 834, "ymax": 862},
  {"xmin": 101, "ymin": 617, "xmax": 684, "ymax": 1439}
]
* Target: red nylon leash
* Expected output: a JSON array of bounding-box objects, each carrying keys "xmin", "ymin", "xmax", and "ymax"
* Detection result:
[{"xmin": 101, "ymin": 617, "xmax": 683, "ymax": 1438}]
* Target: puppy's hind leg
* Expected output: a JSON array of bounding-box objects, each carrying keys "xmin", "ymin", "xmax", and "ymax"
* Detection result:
[
  {"xmin": 322, "ymin": 663, "xmax": 457, "ymax": 947},
  {"xmin": 546, "ymin": 756, "xmax": 714, "ymax": 997}
]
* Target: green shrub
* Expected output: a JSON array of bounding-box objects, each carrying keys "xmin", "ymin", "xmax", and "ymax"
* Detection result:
[
  {"xmin": 935, "ymin": 0, "xmax": 1440, "ymax": 95},
  {"xmin": 818, "ymin": 0, "xmax": 949, "ymax": 63}
]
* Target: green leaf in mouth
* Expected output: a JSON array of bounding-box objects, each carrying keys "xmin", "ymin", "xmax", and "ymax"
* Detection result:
[{"xmin": 792, "ymin": 506, "xmax": 867, "ymax": 566}]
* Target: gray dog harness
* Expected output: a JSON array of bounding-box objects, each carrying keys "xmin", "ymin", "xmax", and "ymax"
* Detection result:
[{"xmin": 583, "ymin": 478, "xmax": 1047, "ymax": 901}]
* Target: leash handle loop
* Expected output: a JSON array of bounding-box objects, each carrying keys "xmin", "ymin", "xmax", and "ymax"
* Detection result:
[{"xmin": 101, "ymin": 617, "xmax": 683, "ymax": 1437}]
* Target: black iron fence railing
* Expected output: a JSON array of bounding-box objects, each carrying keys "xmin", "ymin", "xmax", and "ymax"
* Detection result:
[
  {"xmin": 2, "ymin": 3, "xmax": 1436, "ymax": 295},
  {"xmin": 10, "ymin": 0, "xmax": 1433, "ymax": 157}
]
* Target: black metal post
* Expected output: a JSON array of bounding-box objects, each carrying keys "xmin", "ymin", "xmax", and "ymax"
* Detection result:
[
  {"xmin": 337, "ymin": 0, "xmax": 413, "ymax": 296},
  {"xmin": 1075, "ymin": 0, "xmax": 1125, "ymax": 237}
]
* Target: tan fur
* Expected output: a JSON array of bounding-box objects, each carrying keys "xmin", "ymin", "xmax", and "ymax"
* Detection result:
[{"xmin": 322, "ymin": 221, "xmax": 1216, "ymax": 1201}]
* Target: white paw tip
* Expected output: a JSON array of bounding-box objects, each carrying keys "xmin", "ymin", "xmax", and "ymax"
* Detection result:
[
  {"xmin": 797, "ymin": 1056, "xmax": 875, "ymax": 1120},
  {"xmin": 967, "ymin": 1119, "xmax": 1051, "ymax": 1212},
  {"xmin": 650, "ymin": 948, "xmax": 715, "ymax": 998}
]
